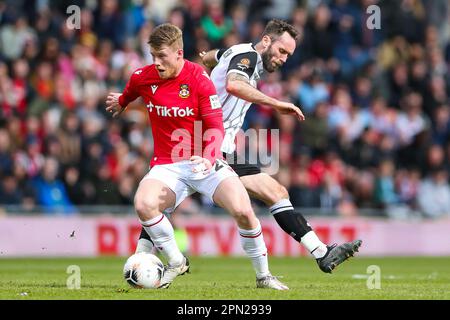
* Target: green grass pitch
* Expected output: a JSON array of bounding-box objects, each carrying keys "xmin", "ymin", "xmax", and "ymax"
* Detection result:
[{"xmin": 0, "ymin": 256, "xmax": 449, "ymax": 300}]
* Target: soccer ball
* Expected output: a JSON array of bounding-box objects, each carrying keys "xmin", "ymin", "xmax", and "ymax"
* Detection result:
[{"xmin": 123, "ymin": 252, "xmax": 164, "ymax": 289}]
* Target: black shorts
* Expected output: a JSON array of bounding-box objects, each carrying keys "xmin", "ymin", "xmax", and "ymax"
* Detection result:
[{"xmin": 223, "ymin": 152, "xmax": 261, "ymax": 177}]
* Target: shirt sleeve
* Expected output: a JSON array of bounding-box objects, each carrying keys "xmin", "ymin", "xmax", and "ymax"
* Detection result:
[
  {"xmin": 118, "ymin": 69, "xmax": 141, "ymax": 108},
  {"xmin": 215, "ymin": 48, "xmax": 226, "ymax": 61},
  {"xmin": 197, "ymin": 73, "xmax": 224, "ymax": 163},
  {"xmin": 226, "ymin": 51, "xmax": 258, "ymax": 80}
]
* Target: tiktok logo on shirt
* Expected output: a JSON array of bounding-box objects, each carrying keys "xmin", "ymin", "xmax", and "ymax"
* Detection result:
[{"xmin": 146, "ymin": 102, "xmax": 194, "ymax": 117}]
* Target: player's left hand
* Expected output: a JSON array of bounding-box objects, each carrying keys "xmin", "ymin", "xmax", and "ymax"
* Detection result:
[
  {"xmin": 274, "ymin": 101, "xmax": 306, "ymax": 121},
  {"xmin": 190, "ymin": 156, "xmax": 213, "ymax": 175},
  {"xmin": 199, "ymin": 50, "xmax": 218, "ymax": 69}
]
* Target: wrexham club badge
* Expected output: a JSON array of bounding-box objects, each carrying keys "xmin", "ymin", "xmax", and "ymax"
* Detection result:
[{"xmin": 179, "ymin": 84, "xmax": 190, "ymax": 98}]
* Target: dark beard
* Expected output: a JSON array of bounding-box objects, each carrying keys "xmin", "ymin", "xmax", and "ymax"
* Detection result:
[{"xmin": 261, "ymin": 47, "xmax": 276, "ymax": 73}]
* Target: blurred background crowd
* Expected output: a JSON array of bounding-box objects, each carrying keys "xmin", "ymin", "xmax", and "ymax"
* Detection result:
[{"xmin": 0, "ymin": 0, "xmax": 449, "ymax": 219}]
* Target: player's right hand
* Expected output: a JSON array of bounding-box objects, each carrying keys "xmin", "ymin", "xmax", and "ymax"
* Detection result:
[
  {"xmin": 274, "ymin": 101, "xmax": 305, "ymax": 121},
  {"xmin": 199, "ymin": 51, "xmax": 208, "ymax": 66},
  {"xmin": 106, "ymin": 92, "xmax": 126, "ymax": 118},
  {"xmin": 190, "ymin": 156, "xmax": 213, "ymax": 175},
  {"xmin": 199, "ymin": 50, "xmax": 218, "ymax": 69}
]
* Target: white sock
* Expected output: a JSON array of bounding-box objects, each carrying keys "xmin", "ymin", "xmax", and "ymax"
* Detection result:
[
  {"xmin": 302, "ymin": 231, "xmax": 328, "ymax": 259},
  {"xmin": 238, "ymin": 221, "xmax": 270, "ymax": 279},
  {"xmin": 135, "ymin": 238, "xmax": 154, "ymax": 254},
  {"xmin": 269, "ymin": 198, "xmax": 294, "ymax": 214},
  {"xmin": 141, "ymin": 214, "xmax": 184, "ymax": 266}
]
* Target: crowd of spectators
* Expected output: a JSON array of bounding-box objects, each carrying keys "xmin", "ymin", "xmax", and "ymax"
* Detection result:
[{"xmin": 0, "ymin": 0, "xmax": 449, "ymax": 219}]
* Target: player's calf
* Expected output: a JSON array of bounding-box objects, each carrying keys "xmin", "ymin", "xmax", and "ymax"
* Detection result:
[
  {"xmin": 265, "ymin": 183, "xmax": 290, "ymax": 207},
  {"xmin": 213, "ymin": 177, "xmax": 281, "ymax": 286}
]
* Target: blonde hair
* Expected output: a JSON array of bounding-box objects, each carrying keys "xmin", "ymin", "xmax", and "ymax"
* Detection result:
[{"xmin": 148, "ymin": 23, "xmax": 183, "ymax": 50}]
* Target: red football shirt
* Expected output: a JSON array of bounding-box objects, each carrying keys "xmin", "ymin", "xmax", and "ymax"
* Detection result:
[{"xmin": 118, "ymin": 60, "xmax": 224, "ymax": 166}]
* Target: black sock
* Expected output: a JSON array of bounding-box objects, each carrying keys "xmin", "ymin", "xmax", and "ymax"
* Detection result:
[{"xmin": 272, "ymin": 209, "xmax": 312, "ymax": 243}]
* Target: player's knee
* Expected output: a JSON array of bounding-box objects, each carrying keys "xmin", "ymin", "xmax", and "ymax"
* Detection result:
[
  {"xmin": 232, "ymin": 205, "xmax": 256, "ymax": 228},
  {"xmin": 134, "ymin": 196, "xmax": 160, "ymax": 220}
]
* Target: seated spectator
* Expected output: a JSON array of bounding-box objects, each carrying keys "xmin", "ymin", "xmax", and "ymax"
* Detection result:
[
  {"xmin": 352, "ymin": 76, "xmax": 373, "ymax": 109},
  {"xmin": 0, "ymin": 175, "xmax": 23, "ymax": 205},
  {"xmin": 374, "ymin": 159, "xmax": 400, "ymax": 208},
  {"xmin": 296, "ymin": 101, "xmax": 329, "ymax": 157},
  {"xmin": 289, "ymin": 158, "xmax": 321, "ymax": 208},
  {"xmin": 395, "ymin": 168, "xmax": 420, "ymax": 207},
  {"xmin": 396, "ymin": 91, "xmax": 429, "ymax": 147},
  {"xmin": 63, "ymin": 166, "xmax": 85, "ymax": 205},
  {"xmin": 430, "ymin": 105, "xmax": 450, "ymax": 146},
  {"xmin": 417, "ymin": 166, "xmax": 450, "ymax": 218},
  {"xmin": 31, "ymin": 157, "xmax": 76, "ymax": 214},
  {"xmin": 0, "ymin": 128, "xmax": 13, "ymax": 175},
  {"xmin": 0, "ymin": 14, "xmax": 36, "ymax": 61},
  {"xmin": 200, "ymin": 0, "xmax": 233, "ymax": 47},
  {"xmin": 298, "ymin": 71, "xmax": 329, "ymax": 115},
  {"xmin": 93, "ymin": 164, "xmax": 121, "ymax": 204}
]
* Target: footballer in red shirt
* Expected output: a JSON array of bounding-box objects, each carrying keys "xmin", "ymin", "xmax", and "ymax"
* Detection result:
[
  {"xmin": 106, "ymin": 24, "xmax": 287, "ymax": 290},
  {"xmin": 117, "ymin": 58, "xmax": 224, "ymax": 167}
]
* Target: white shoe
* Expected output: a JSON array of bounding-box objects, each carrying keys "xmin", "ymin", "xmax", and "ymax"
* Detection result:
[
  {"xmin": 158, "ymin": 256, "xmax": 190, "ymax": 289},
  {"xmin": 256, "ymin": 274, "xmax": 289, "ymax": 290}
]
